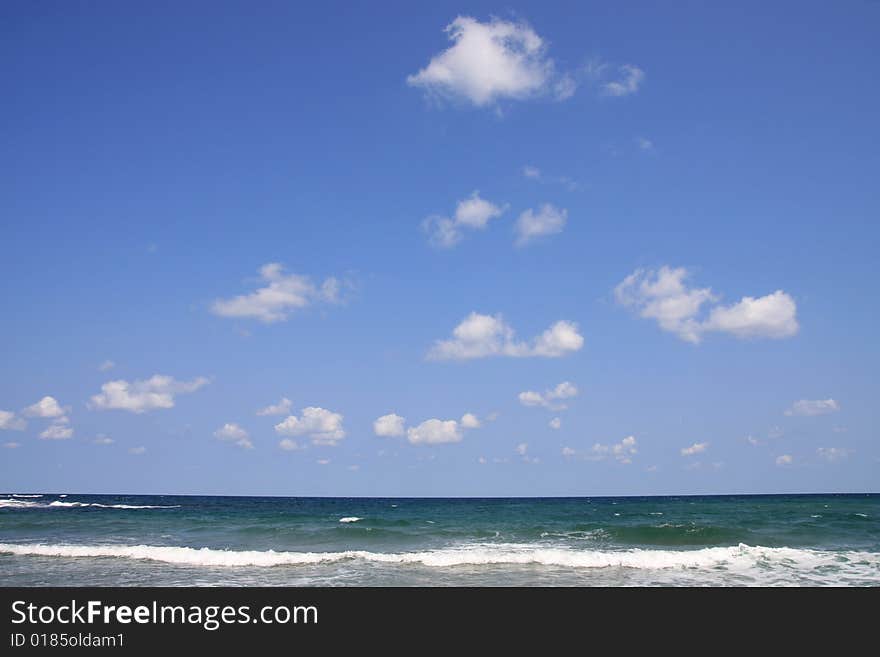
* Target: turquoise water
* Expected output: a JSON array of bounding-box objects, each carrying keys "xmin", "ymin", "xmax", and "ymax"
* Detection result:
[{"xmin": 1, "ymin": 493, "xmax": 878, "ymax": 586}]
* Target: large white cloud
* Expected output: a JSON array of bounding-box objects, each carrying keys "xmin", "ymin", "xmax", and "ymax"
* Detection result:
[
  {"xmin": 211, "ymin": 263, "xmax": 340, "ymax": 323},
  {"xmin": 785, "ymin": 399, "xmax": 840, "ymax": 417},
  {"xmin": 373, "ymin": 413, "xmax": 406, "ymax": 437},
  {"xmin": 256, "ymin": 397, "xmax": 292, "ymax": 416},
  {"xmin": 423, "ymin": 191, "xmax": 505, "ymax": 248},
  {"xmin": 213, "ymin": 423, "xmax": 253, "ymax": 449},
  {"xmin": 89, "ymin": 375, "xmax": 209, "ymax": 413},
  {"xmin": 602, "ymin": 64, "xmax": 645, "ymax": 97},
  {"xmin": 0, "ymin": 410, "xmax": 26, "ymax": 431},
  {"xmin": 274, "ymin": 407, "xmax": 346, "ymax": 446},
  {"xmin": 518, "ymin": 381, "xmax": 578, "ymax": 410},
  {"xmin": 406, "ymin": 419, "xmax": 462, "ymax": 445},
  {"xmin": 614, "ymin": 266, "xmax": 798, "ymax": 343},
  {"xmin": 23, "ymin": 396, "xmax": 66, "ymax": 418},
  {"xmin": 428, "ymin": 312, "xmax": 583, "ymax": 360},
  {"xmin": 407, "ymin": 16, "xmax": 572, "ymax": 107},
  {"xmin": 514, "ymin": 204, "xmax": 567, "ymax": 246}
]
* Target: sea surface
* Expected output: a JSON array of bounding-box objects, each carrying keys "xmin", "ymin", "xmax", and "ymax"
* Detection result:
[{"xmin": 1, "ymin": 493, "xmax": 878, "ymax": 586}]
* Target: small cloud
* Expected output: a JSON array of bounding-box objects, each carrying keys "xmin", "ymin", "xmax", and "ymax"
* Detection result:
[
  {"xmin": 428, "ymin": 313, "xmax": 583, "ymax": 360},
  {"xmin": 346, "ymin": 464, "xmax": 361, "ymax": 472},
  {"xmin": 407, "ymin": 16, "xmax": 574, "ymax": 108},
  {"xmin": 374, "ymin": 413, "xmax": 406, "ymax": 437},
  {"xmin": 275, "ymin": 407, "xmax": 346, "ymax": 446},
  {"xmin": 460, "ymin": 412, "xmax": 481, "ymax": 429},
  {"xmin": 478, "ymin": 456, "xmax": 488, "ymax": 464},
  {"xmin": 515, "ymin": 442, "xmax": 528, "ymax": 456},
  {"xmin": 514, "ymin": 204, "xmax": 567, "ymax": 246},
  {"xmin": 211, "ymin": 263, "xmax": 342, "ymax": 323},
  {"xmin": 602, "ymin": 64, "xmax": 645, "ymax": 97},
  {"xmin": 522, "ymin": 165, "xmax": 541, "ymax": 179},
  {"xmin": 0, "ymin": 410, "xmax": 26, "ymax": 431},
  {"xmin": 518, "ymin": 381, "xmax": 578, "ymax": 410},
  {"xmin": 128, "ymin": 446, "xmax": 146, "ymax": 456},
  {"xmin": 89, "ymin": 375, "xmax": 208, "ymax": 413},
  {"xmin": 745, "ymin": 435, "xmax": 761, "ymax": 446},
  {"xmin": 3, "ymin": 441, "xmax": 21, "ymax": 449},
  {"xmin": 645, "ymin": 464, "xmax": 658, "ymax": 472},
  {"xmin": 317, "ymin": 458, "xmax": 331, "ymax": 465},
  {"xmin": 213, "ymin": 423, "xmax": 253, "ymax": 449},
  {"xmin": 785, "ymin": 399, "xmax": 840, "ymax": 417},
  {"xmin": 767, "ymin": 426, "xmax": 785, "ymax": 440},
  {"xmin": 635, "ymin": 137, "xmax": 653, "ymax": 151},
  {"xmin": 570, "ymin": 436, "xmax": 637, "ymax": 464},
  {"xmin": 278, "ymin": 438, "xmax": 300, "ymax": 451},
  {"xmin": 423, "ymin": 191, "xmax": 506, "ymax": 248},
  {"xmin": 257, "ymin": 397, "xmax": 292, "ymax": 416},
  {"xmin": 39, "ymin": 420, "xmax": 73, "ymax": 440},
  {"xmin": 549, "ymin": 417, "xmax": 562, "ymax": 430},
  {"xmin": 23, "ymin": 396, "xmax": 66, "ymax": 418},
  {"xmin": 98, "ymin": 360, "xmax": 116, "ymax": 372},
  {"xmin": 776, "ymin": 454, "xmax": 793, "ymax": 466},
  {"xmin": 817, "ymin": 447, "xmax": 851, "ymax": 462},
  {"xmin": 93, "ymin": 435, "xmax": 114, "ymax": 445},
  {"xmin": 681, "ymin": 442, "xmax": 708, "ymax": 457},
  {"xmin": 561, "ymin": 446, "xmax": 577, "ymax": 457}
]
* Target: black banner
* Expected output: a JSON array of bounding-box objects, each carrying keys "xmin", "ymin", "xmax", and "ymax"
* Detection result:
[{"xmin": 0, "ymin": 587, "xmax": 876, "ymax": 651}]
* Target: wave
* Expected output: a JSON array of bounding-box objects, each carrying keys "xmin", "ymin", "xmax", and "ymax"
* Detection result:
[
  {"xmin": 11, "ymin": 494, "xmax": 43, "ymax": 498},
  {"xmin": 338, "ymin": 517, "xmax": 362, "ymax": 523},
  {"xmin": 1, "ymin": 542, "xmax": 877, "ymax": 576},
  {"xmin": 0, "ymin": 500, "xmax": 178, "ymax": 510}
]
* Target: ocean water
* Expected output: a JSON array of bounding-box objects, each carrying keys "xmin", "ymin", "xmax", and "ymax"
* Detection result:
[{"xmin": 1, "ymin": 493, "xmax": 878, "ymax": 586}]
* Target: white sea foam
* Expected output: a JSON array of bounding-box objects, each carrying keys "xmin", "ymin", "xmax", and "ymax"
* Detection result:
[
  {"xmin": 338, "ymin": 517, "xmax": 362, "ymax": 523},
  {"xmin": 0, "ymin": 542, "xmax": 877, "ymax": 584},
  {"xmin": 12, "ymin": 494, "xmax": 43, "ymax": 498},
  {"xmin": 0, "ymin": 500, "xmax": 42, "ymax": 509},
  {"xmin": 47, "ymin": 501, "xmax": 179, "ymax": 509}
]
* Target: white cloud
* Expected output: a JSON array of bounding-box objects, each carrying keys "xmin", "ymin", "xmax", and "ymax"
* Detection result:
[
  {"xmin": 549, "ymin": 417, "xmax": 561, "ymax": 430},
  {"xmin": 636, "ymin": 137, "xmax": 653, "ymax": 151},
  {"xmin": 374, "ymin": 413, "xmax": 406, "ymax": 437},
  {"xmin": 0, "ymin": 410, "xmax": 26, "ymax": 431},
  {"xmin": 703, "ymin": 291, "xmax": 799, "ymax": 340},
  {"xmin": 278, "ymin": 438, "xmax": 300, "ymax": 451},
  {"xmin": 745, "ymin": 435, "xmax": 761, "ymax": 446},
  {"xmin": 89, "ymin": 375, "xmax": 208, "ymax": 413},
  {"xmin": 93, "ymin": 435, "xmax": 114, "ymax": 445},
  {"xmin": 515, "ymin": 442, "xmax": 529, "ymax": 456},
  {"xmin": 428, "ymin": 313, "xmax": 583, "ymax": 360},
  {"xmin": 211, "ymin": 263, "xmax": 340, "ymax": 323},
  {"xmin": 39, "ymin": 420, "xmax": 73, "ymax": 440},
  {"xmin": 776, "ymin": 454, "xmax": 793, "ymax": 466},
  {"xmin": 590, "ymin": 435, "xmax": 638, "ymax": 464},
  {"xmin": 213, "ymin": 423, "xmax": 253, "ymax": 449},
  {"xmin": 561, "ymin": 446, "xmax": 576, "ymax": 457},
  {"xmin": 614, "ymin": 266, "xmax": 798, "ymax": 343},
  {"xmin": 785, "ymin": 399, "xmax": 840, "ymax": 417},
  {"xmin": 256, "ymin": 397, "xmax": 292, "ymax": 416},
  {"xmin": 817, "ymin": 447, "xmax": 851, "ymax": 462},
  {"xmin": 98, "ymin": 360, "xmax": 115, "ymax": 372},
  {"xmin": 460, "ymin": 412, "xmax": 481, "ymax": 429},
  {"xmin": 3, "ymin": 441, "xmax": 20, "ymax": 449},
  {"xmin": 406, "ymin": 418, "xmax": 462, "ymax": 445},
  {"xmin": 522, "ymin": 165, "xmax": 541, "ymax": 179},
  {"xmin": 514, "ymin": 204, "xmax": 567, "ymax": 246},
  {"xmin": 681, "ymin": 442, "xmax": 709, "ymax": 457},
  {"xmin": 274, "ymin": 407, "xmax": 346, "ymax": 446},
  {"xmin": 423, "ymin": 191, "xmax": 505, "ymax": 248},
  {"xmin": 23, "ymin": 396, "xmax": 66, "ymax": 418},
  {"xmin": 128, "ymin": 446, "xmax": 146, "ymax": 456},
  {"xmin": 407, "ymin": 16, "xmax": 571, "ymax": 107},
  {"xmin": 478, "ymin": 456, "xmax": 488, "ymax": 464},
  {"xmin": 518, "ymin": 381, "xmax": 578, "ymax": 410},
  {"xmin": 602, "ymin": 64, "xmax": 645, "ymax": 97}
]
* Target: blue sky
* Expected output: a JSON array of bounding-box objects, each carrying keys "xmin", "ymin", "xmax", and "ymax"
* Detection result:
[{"xmin": 1, "ymin": 1, "xmax": 878, "ymax": 496}]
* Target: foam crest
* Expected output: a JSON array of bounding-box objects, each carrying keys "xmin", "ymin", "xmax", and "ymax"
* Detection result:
[{"xmin": 1, "ymin": 542, "xmax": 877, "ymax": 578}]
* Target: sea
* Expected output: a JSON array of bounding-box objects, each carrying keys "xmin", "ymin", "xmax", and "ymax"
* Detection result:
[{"xmin": 1, "ymin": 493, "xmax": 878, "ymax": 586}]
